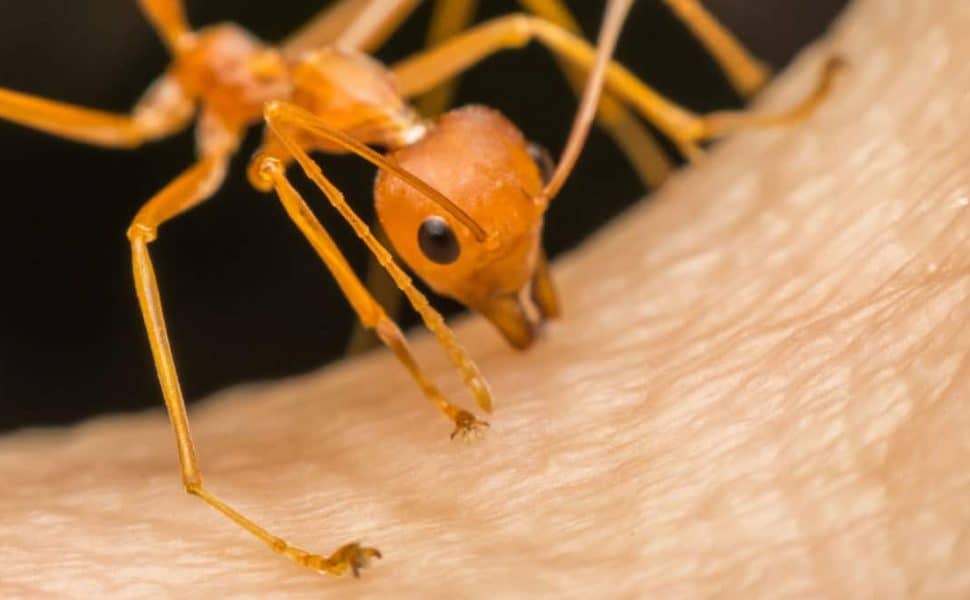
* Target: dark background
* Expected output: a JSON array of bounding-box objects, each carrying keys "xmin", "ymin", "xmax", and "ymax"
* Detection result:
[{"xmin": 0, "ymin": 0, "xmax": 848, "ymax": 431}]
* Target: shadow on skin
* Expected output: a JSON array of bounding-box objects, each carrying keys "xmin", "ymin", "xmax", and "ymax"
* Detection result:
[{"xmin": 1, "ymin": 0, "xmax": 968, "ymax": 596}]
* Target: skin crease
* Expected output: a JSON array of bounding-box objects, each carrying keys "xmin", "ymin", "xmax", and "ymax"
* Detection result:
[{"xmin": 1, "ymin": 0, "xmax": 968, "ymax": 596}]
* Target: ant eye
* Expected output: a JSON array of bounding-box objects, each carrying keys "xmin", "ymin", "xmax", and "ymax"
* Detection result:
[
  {"xmin": 527, "ymin": 141, "xmax": 555, "ymax": 184},
  {"xmin": 418, "ymin": 216, "xmax": 460, "ymax": 265}
]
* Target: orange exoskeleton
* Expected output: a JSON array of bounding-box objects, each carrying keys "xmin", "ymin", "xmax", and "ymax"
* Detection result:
[
  {"xmin": 376, "ymin": 105, "xmax": 556, "ymax": 348},
  {"xmin": 0, "ymin": 0, "xmax": 842, "ymax": 577}
]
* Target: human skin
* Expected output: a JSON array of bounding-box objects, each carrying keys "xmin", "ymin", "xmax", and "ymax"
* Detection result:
[{"xmin": 1, "ymin": 0, "xmax": 968, "ymax": 597}]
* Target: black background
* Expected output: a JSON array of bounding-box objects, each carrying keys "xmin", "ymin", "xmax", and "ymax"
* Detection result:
[{"xmin": 0, "ymin": 0, "xmax": 848, "ymax": 431}]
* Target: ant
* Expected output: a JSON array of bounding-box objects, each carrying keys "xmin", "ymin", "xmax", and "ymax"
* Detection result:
[{"xmin": 0, "ymin": 0, "xmax": 841, "ymax": 577}]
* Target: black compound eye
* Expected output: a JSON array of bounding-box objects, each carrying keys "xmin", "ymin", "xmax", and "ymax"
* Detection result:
[{"xmin": 418, "ymin": 216, "xmax": 460, "ymax": 265}]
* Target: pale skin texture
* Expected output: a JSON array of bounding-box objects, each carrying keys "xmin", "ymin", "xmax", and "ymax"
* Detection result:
[{"xmin": 2, "ymin": 0, "xmax": 969, "ymax": 596}]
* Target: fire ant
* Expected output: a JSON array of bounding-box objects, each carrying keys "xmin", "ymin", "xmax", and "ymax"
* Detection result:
[{"xmin": 0, "ymin": 0, "xmax": 841, "ymax": 577}]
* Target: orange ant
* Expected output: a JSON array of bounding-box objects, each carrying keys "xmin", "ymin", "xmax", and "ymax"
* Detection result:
[{"xmin": 0, "ymin": 0, "xmax": 842, "ymax": 577}]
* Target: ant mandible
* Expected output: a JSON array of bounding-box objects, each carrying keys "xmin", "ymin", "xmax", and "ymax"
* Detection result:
[{"xmin": 0, "ymin": 0, "xmax": 841, "ymax": 577}]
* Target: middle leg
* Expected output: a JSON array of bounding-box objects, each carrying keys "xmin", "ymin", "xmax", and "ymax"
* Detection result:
[
  {"xmin": 391, "ymin": 15, "xmax": 843, "ymax": 160},
  {"xmin": 417, "ymin": 0, "xmax": 480, "ymax": 118}
]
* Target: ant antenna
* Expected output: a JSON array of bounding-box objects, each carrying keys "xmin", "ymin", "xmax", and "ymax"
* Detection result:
[
  {"xmin": 540, "ymin": 0, "xmax": 633, "ymax": 206},
  {"xmin": 266, "ymin": 103, "xmax": 489, "ymax": 242}
]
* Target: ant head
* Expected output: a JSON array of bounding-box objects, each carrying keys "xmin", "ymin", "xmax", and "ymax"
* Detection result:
[{"xmin": 375, "ymin": 106, "xmax": 552, "ymax": 348}]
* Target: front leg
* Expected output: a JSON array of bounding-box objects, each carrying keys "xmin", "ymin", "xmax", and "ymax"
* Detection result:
[
  {"xmin": 252, "ymin": 151, "xmax": 489, "ymax": 439},
  {"xmin": 258, "ymin": 102, "xmax": 493, "ymax": 418}
]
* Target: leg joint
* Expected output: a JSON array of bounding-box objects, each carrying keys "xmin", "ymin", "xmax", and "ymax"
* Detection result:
[
  {"xmin": 501, "ymin": 13, "xmax": 542, "ymax": 48},
  {"xmin": 247, "ymin": 152, "xmax": 283, "ymax": 192},
  {"xmin": 374, "ymin": 317, "xmax": 402, "ymax": 344},
  {"xmin": 263, "ymin": 99, "xmax": 285, "ymax": 123},
  {"xmin": 126, "ymin": 222, "xmax": 157, "ymax": 243}
]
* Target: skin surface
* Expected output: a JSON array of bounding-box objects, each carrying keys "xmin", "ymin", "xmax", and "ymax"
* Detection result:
[{"xmin": 1, "ymin": 0, "xmax": 968, "ymax": 596}]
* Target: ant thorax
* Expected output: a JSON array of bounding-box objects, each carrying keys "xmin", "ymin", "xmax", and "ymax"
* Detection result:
[
  {"xmin": 170, "ymin": 23, "xmax": 427, "ymax": 151},
  {"xmin": 171, "ymin": 24, "xmax": 291, "ymax": 128},
  {"xmin": 288, "ymin": 47, "xmax": 425, "ymax": 152}
]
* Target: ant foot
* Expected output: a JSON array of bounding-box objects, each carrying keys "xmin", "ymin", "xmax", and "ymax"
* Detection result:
[
  {"xmin": 450, "ymin": 410, "xmax": 490, "ymax": 441},
  {"xmin": 289, "ymin": 541, "xmax": 382, "ymax": 577},
  {"xmin": 327, "ymin": 542, "xmax": 382, "ymax": 578}
]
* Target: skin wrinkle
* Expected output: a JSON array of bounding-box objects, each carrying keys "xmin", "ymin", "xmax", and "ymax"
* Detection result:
[
  {"xmin": 644, "ymin": 5, "xmax": 960, "ymax": 580},
  {"xmin": 629, "ymin": 167, "xmax": 899, "ymax": 379},
  {"xmin": 1, "ymin": 0, "xmax": 969, "ymax": 597},
  {"xmin": 701, "ymin": 78, "xmax": 958, "ymax": 348}
]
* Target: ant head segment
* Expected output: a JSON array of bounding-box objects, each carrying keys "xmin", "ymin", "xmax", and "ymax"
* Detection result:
[{"xmin": 375, "ymin": 106, "xmax": 552, "ymax": 348}]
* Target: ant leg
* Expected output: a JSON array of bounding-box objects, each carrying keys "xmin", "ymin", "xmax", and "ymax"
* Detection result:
[
  {"xmin": 283, "ymin": 0, "xmax": 422, "ymax": 59},
  {"xmin": 663, "ymin": 0, "xmax": 770, "ymax": 98},
  {"xmin": 691, "ymin": 56, "xmax": 845, "ymax": 139},
  {"xmin": 283, "ymin": 0, "xmax": 372, "ymax": 56},
  {"xmin": 0, "ymin": 74, "xmax": 192, "ymax": 148},
  {"xmin": 417, "ymin": 0, "xmax": 479, "ymax": 117},
  {"xmin": 345, "ymin": 227, "xmax": 402, "ymax": 355},
  {"xmin": 348, "ymin": 0, "xmax": 480, "ymax": 356},
  {"xmin": 390, "ymin": 14, "xmax": 700, "ymax": 157},
  {"xmin": 391, "ymin": 15, "xmax": 843, "ymax": 160},
  {"xmin": 259, "ymin": 100, "xmax": 494, "ymax": 422},
  {"xmin": 252, "ymin": 154, "xmax": 488, "ymax": 438},
  {"xmin": 138, "ymin": 0, "xmax": 191, "ymax": 52},
  {"xmin": 518, "ymin": 0, "xmax": 673, "ymax": 188},
  {"xmin": 128, "ymin": 153, "xmax": 382, "ymax": 576},
  {"xmin": 288, "ymin": 0, "xmax": 477, "ymax": 358}
]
